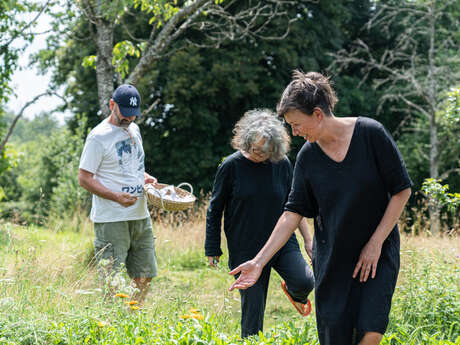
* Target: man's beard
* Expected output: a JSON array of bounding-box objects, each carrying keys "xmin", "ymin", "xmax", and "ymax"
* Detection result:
[
  {"xmin": 119, "ymin": 119, "xmax": 131, "ymax": 128},
  {"xmin": 115, "ymin": 112, "xmax": 131, "ymax": 128}
]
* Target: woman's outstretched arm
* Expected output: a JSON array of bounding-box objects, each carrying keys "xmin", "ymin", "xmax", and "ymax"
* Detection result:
[{"xmin": 229, "ymin": 211, "xmax": 302, "ymax": 290}]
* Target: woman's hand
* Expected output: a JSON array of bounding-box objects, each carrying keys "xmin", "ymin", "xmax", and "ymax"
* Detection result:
[
  {"xmin": 228, "ymin": 260, "xmax": 262, "ymax": 291},
  {"xmin": 353, "ymin": 188, "xmax": 411, "ymax": 282},
  {"xmin": 207, "ymin": 256, "xmax": 220, "ymax": 267},
  {"xmin": 352, "ymin": 238, "xmax": 383, "ymax": 282}
]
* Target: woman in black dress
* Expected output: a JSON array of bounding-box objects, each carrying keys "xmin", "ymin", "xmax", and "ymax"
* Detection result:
[
  {"xmin": 205, "ymin": 109, "xmax": 315, "ymax": 338},
  {"xmin": 229, "ymin": 72, "xmax": 412, "ymax": 345}
]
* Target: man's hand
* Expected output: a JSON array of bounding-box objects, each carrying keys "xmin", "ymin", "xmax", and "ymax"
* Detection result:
[
  {"xmin": 228, "ymin": 260, "xmax": 262, "ymax": 291},
  {"xmin": 207, "ymin": 256, "xmax": 220, "ymax": 267},
  {"xmin": 144, "ymin": 172, "xmax": 157, "ymax": 185},
  {"xmin": 116, "ymin": 192, "xmax": 138, "ymax": 207}
]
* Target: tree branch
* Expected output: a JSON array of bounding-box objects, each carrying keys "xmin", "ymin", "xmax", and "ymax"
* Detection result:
[
  {"xmin": 126, "ymin": 0, "xmax": 210, "ymax": 85},
  {"xmin": 398, "ymin": 94, "xmax": 431, "ymax": 120},
  {"xmin": 439, "ymin": 168, "xmax": 460, "ymax": 181},
  {"xmin": 142, "ymin": 98, "xmax": 160, "ymax": 118},
  {"xmin": 126, "ymin": 0, "xmax": 303, "ymax": 85},
  {"xmin": 1, "ymin": 0, "xmax": 51, "ymax": 48},
  {"xmin": 0, "ymin": 92, "xmax": 61, "ymax": 154}
]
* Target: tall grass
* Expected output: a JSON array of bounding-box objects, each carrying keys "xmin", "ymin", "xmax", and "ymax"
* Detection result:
[
  {"xmin": 0, "ymin": 208, "xmax": 458, "ymax": 344},
  {"xmin": 399, "ymin": 194, "xmax": 459, "ymax": 236}
]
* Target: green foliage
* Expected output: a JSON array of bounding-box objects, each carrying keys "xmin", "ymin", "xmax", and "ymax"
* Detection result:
[
  {"xmin": 422, "ymin": 178, "xmax": 460, "ymax": 214},
  {"xmin": 5, "ymin": 116, "xmax": 90, "ymax": 223},
  {"xmin": 82, "ymin": 55, "xmax": 97, "ymax": 70},
  {"xmin": 3, "ymin": 111, "xmax": 61, "ymax": 143},
  {"xmin": 112, "ymin": 40, "xmax": 142, "ymax": 79},
  {"xmin": 439, "ymin": 87, "xmax": 460, "ymax": 180},
  {"xmin": 48, "ymin": 116, "xmax": 90, "ymax": 220},
  {"xmin": 444, "ymin": 87, "xmax": 460, "ymax": 125},
  {"xmin": 0, "ymin": 112, "xmax": 61, "ymax": 218},
  {"xmin": 398, "ymin": 86, "xmax": 460, "ymax": 229},
  {"xmin": 0, "ymin": 110, "xmax": 9, "ymax": 176},
  {"xmin": 389, "ymin": 244, "xmax": 460, "ymax": 341},
  {"xmin": 0, "ymin": 112, "xmax": 21, "ymax": 206},
  {"xmin": 0, "ymin": 145, "xmax": 20, "ymax": 200},
  {"xmin": 133, "ymin": 0, "xmax": 180, "ymax": 28},
  {"xmin": 0, "ymin": 0, "xmax": 43, "ymax": 103},
  {"xmin": 0, "ymin": 188, "xmax": 5, "ymax": 203},
  {"xmin": 0, "ymin": 145, "xmax": 12, "ymax": 178}
]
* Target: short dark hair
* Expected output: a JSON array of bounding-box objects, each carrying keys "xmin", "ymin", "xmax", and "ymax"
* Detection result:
[{"xmin": 277, "ymin": 70, "xmax": 338, "ymax": 117}]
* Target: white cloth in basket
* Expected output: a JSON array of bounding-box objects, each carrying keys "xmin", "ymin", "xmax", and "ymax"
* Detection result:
[{"xmin": 147, "ymin": 185, "xmax": 195, "ymax": 203}]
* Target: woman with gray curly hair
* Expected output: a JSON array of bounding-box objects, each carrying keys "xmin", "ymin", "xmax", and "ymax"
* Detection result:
[
  {"xmin": 205, "ymin": 108, "xmax": 315, "ymax": 338},
  {"xmin": 230, "ymin": 72, "xmax": 412, "ymax": 345}
]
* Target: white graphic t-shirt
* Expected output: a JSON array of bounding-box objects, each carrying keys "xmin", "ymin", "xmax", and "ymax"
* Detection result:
[{"xmin": 79, "ymin": 119, "xmax": 149, "ymax": 222}]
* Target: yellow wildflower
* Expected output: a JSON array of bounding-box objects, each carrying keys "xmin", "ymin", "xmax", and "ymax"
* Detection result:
[
  {"xmin": 180, "ymin": 313, "xmax": 204, "ymax": 320},
  {"xmin": 115, "ymin": 293, "xmax": 129, "ymax": 298},
  {"xmin": 191, "ymin": 313, "xmax": 204, "ymax": 320},
  {"xmin": 130, "ymin": 305, "xmax": 140, "ymax": 311},
  {"xmin": 97, "ymin": 321, "xmax": 108, "ymax": 328}
]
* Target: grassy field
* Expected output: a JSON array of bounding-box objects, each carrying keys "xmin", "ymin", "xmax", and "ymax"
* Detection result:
[{"xmin": 0, "ymin": 214, "xmax": 458, "ymax": 345}]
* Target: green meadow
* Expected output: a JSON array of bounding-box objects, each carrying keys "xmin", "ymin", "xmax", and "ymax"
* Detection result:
[{"xmin": 0, "ymin": 214, "xmax": 458, "ymax": 345}]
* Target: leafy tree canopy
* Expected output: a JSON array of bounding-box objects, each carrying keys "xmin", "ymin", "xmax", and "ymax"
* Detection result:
[{"xmin": 38, "ymin": 0, "xmax": 387, "ymax": 192}]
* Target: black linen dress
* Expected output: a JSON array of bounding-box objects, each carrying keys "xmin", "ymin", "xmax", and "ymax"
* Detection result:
[
  {"xmin": 205, "ymin": 151, "xmax": 314, "ymax": 337},
  {"xmin": 284, "ymin": 117, "xmax": 412, "ymax": 344}
]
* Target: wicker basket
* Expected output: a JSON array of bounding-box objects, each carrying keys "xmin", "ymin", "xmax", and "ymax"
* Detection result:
[{"xmin": 144, "ymin": 182, "xmax": 196, "ymax": 211}]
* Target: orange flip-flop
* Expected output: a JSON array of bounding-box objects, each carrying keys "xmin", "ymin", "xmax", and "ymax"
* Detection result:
[{"xmin": 281, "ymin": 281, "xmax": 312, "ymax": 316}]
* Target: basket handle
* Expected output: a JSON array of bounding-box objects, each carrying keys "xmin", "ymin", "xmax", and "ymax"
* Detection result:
[
  {"xmin": 145, "ymin": 184, "xmax": 167, "ymax": 210},
  {"xmin": 177, "ymin": 182, "xmax": 193, "ymax": 195}
]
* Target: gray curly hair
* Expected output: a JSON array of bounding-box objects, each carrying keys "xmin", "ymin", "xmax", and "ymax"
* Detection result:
[{"xmin": 231, "ymin": 109, "xmax": 291, "ymax": 162}]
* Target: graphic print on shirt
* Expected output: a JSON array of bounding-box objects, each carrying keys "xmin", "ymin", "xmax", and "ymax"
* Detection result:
[
  {"xmin": 116, "ymin": 135, "xmax": 145, "ymax": 196},
  {"xmin": 116, "ymin": 139, "xmax": 135, "ymax": 174}
]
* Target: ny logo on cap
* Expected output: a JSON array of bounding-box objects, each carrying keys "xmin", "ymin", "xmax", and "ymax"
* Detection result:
[{"xmin": 129, "ymin": 96, "xmax": 137, "ymax": 106}]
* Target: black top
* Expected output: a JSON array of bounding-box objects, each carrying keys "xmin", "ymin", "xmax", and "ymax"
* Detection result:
[
  {"xmin": 205, "ymin": 151, "xmax": 299, "ymax": 269},
  {"xmin": 285, "ymin": 117, "xmax": 412, "ymax": 321}
]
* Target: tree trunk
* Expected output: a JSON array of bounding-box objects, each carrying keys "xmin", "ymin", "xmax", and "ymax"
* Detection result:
[
  {"xmin": 94, "ymin": 18, "xmax": 114, "ymax": 117},
  {"xmin": 428, "ymin": 113, "xmax": 441, "ymax": 234},
  {"xmin": 427, "ymin": 0, "xmax": 440, "ymax": 235}
]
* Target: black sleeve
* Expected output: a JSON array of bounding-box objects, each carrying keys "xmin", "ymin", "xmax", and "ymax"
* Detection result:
[
  {"xmin": 284, "ymin": 153, "xmax": 318, "ymax": 218},
  {"xmin": 205, "ymin": 160, "xmax": 232, "ymax": 257},
  {"xmin": 370, "ymin": 121, "xmax": 413, "ymax": 196}
]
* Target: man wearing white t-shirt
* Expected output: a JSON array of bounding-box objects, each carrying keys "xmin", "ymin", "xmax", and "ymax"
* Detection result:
[{"xmin": 79, "ymin": 84, "xmax": 157, "ymax": 304}]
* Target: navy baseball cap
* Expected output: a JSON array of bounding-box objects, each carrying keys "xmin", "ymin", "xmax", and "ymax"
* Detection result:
[{"xmin": 112, "ymin": 84, "xmax": 141, "ymax": 117}]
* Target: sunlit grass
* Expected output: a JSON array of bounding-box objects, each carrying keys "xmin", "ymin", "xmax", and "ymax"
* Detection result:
[{"xmin": 0, "ymin": 214, "xmax": 458, "ymax": 344}]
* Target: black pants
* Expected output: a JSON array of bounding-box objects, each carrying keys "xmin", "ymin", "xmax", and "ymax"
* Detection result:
[{"xmin": 238, "ymin": 243, "xmax": 314, "ymax": 338}]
